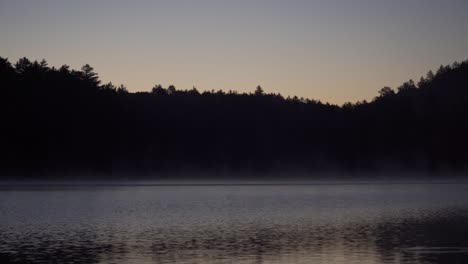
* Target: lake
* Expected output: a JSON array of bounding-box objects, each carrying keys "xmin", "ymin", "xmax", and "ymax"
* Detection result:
[{"xmin": 1, "ymin": 181, "xmax": 468, "ymax": 263}]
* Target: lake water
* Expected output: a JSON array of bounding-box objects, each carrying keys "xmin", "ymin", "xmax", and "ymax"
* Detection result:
[{"xmin": 1, "ymin": 181, "xmax": 468, "ymax": 263}]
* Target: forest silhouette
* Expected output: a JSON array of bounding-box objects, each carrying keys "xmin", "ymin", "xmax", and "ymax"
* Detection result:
[{"xmin": 1, "ymin": 57, "xmax": 468, "ymax": 178}]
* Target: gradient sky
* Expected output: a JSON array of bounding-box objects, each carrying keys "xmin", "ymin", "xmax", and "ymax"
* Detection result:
[{"xmin": 1, "ymin": 0, "xmax": 467, "ymax": 104}]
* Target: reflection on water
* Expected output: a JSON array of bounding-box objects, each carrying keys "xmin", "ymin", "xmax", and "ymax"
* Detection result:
[{"xmin": 1, "ymin": 182, "xmax": 468, "ymax": 263}]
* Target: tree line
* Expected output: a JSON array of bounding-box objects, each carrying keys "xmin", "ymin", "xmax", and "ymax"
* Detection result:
[{"xmin": 1, "ymin": 57, "xmax": 467, "ymax": 178}]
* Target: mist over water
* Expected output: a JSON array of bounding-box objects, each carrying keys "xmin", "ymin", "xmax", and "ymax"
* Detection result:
[{"xmin": 1, "ymin": 179, "xmax": 468, "ymax": 263}]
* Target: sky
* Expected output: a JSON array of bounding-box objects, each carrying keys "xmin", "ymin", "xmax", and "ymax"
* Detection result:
[{"xmin": 1, "ymin": 0, "xmax": 467, "ymax": 104}]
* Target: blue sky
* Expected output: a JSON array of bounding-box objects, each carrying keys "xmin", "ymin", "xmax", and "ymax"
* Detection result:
[{"xmin": 1, "ymin": 0, "xmax": 467, "ymax": 103}]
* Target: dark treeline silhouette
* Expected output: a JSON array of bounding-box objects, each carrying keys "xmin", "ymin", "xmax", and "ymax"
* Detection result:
[{"xmin": 1, "ymin": 57, "xmax": 468, "ymax": 178}]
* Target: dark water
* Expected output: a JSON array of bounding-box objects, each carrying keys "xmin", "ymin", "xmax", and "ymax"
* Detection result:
[{"xmin": 1, "ymin": 181, "xmax": 468, "ymax": 263}]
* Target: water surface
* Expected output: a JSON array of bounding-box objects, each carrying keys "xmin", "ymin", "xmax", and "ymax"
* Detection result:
[{"xmin": 1, "ymin": 181, "xmax": 468, "ymax": 263}]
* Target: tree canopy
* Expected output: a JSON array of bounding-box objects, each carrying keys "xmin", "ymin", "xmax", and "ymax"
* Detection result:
[{"xmin": 1, "ymin": 57, "xmax": 468, "ymax": 178}]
